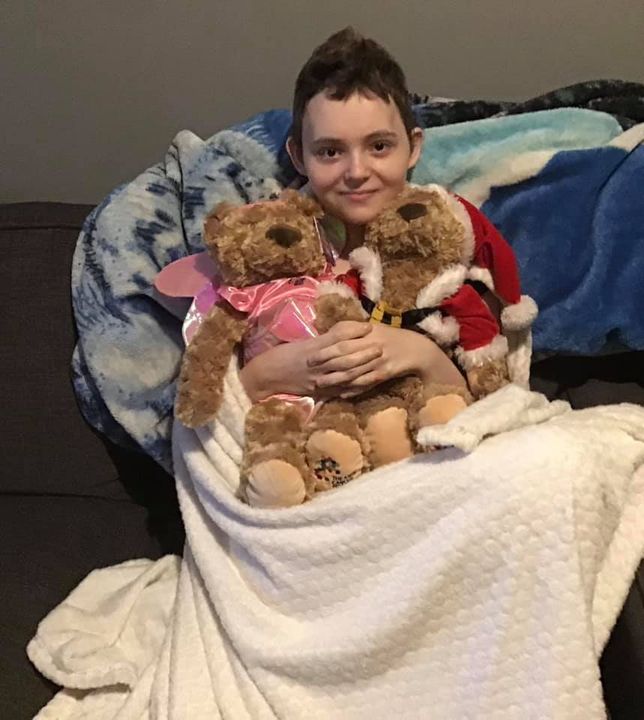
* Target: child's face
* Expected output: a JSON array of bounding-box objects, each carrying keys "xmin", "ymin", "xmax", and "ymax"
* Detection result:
[{"xmin": 288, "ymin": 91, "xmax": 423, "ymax": 227}]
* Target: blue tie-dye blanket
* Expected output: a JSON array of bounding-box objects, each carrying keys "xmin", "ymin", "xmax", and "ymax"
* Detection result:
[{"xmin": 72, "ymin": 81, "xmax": 644, "ymax": 470}]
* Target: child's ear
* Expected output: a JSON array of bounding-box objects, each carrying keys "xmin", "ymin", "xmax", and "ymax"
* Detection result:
[
  {"xmin": 407, "ymin": 127, "xmax": 424, "ymax": 170},
  {"xmin": 286, "ymin": 136, "xmax": 307, "ymax": 176}
]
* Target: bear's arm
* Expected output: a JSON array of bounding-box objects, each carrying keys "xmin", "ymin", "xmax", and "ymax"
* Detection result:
[{"xmin": 175, "ymin": 302, "xmax": 248, "ymax": 427}]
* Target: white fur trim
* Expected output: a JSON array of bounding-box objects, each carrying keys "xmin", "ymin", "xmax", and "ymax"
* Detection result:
[
  {"xmin": 417, "ymin": 183, "xmax": 476, "ymax": 264},
  {"xmin": 467, "ymin": 266, "xmax": 495, "ymax": 291},
  {"xmin": 416, "ymin": 265, "xmax": 467, "ymax": 308},
  {"xmin": 444, "ymin": 193, "xmax": 476, "ymax": 264},
  {"xmin": 506, "ymin": 328, "xmax": 533, "ymax": 388},
  {"xmin": 417, "ymin": 313, "xmax": 460, "ymax": 346},
  {"xmin": 317, "ymin": 281, "xmax": 357, "ymax": 300},
  {"xmin": 349, "ymin": 247, "xmax": 382, "ymax": 300},
  {"xmin": 455, "ymin": 334, "xmax": 509, "ymax": 370},
  {"xmin": 501, "ymin": 295, "xmax": 538, "ymax": 331}
]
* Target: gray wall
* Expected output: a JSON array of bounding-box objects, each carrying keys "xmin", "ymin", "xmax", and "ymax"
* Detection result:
[{"xmin": 2, "ymin": 0, "xmax": 643, "ymax": 204}]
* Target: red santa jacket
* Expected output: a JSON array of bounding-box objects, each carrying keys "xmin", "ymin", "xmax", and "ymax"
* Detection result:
[{"xmin": 337, "ymin": 265, "xmax": 507, "ymax": 370}]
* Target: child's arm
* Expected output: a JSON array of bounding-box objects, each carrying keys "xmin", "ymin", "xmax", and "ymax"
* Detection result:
[
  {"xmin": 312, "ymin": 322, "xmax": 466, "ymax": 397},
  {"xmin": 240, "ymin": 321, "xmax": 465, "ymax": 402},
  {"xmin": 239, "ymin": 321, "xmax": 381, "ymax": 402}
]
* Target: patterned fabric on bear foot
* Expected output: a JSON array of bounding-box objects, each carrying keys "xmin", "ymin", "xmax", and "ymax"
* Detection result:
[
  {"xmin": 306, "ymin": 429, "xmax": 365, "ymax": 491},
  {"xmin": 312, "ymin": 456, "xmax": 362, "ymax": 489}
]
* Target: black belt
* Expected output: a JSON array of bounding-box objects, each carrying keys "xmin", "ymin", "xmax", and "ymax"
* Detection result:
[
  {"xmin": 360, "ymin": 279, "xmax": 486, "ymax": 329},
  {"xmin": 359, "ymin": 296, "xmax": 441, "ymax": 328}
]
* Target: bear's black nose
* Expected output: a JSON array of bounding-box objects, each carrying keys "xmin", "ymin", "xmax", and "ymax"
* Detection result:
[
  {"xmin": 266, "ymin": 225, "xmax": 302, "ymax": 248},
  {"xmin": 397, "ymin": 203, "xmax": 427, "ymax": 222}
]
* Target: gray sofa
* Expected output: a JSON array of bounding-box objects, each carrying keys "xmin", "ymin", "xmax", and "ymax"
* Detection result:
[{"xmin": 0, "ymin": 201, "xmax": 641, "ymax": 719}]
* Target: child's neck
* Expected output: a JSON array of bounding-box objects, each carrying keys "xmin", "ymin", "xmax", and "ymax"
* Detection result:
[{"xmin": 343, "ymin": 223, "xmax": 365, "ymax": 256}]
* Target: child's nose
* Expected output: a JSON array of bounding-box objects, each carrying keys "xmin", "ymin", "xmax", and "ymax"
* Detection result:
[{"xmin": 344, "ymin": 151, "xmax": 369, "ymax": 183}]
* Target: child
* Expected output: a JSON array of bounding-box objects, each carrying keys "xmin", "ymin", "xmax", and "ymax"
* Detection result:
[{"xmin": 240, "ymin": 27, "xmax": 468, "ymax": 429}]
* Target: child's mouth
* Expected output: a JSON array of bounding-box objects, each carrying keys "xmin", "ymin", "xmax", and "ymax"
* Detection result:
[{"xmin": 341, "ymin": 190, "xmax": 378, "ymax": 202}]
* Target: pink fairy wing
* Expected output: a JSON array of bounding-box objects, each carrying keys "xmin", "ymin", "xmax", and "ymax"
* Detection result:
[
  {"xmin": 182, "ymin": 282, "xmax": 222, "ymax": 345},
  {"xmin": 154, "ymin": 251, "xmax": 218, "ymax": 298}
]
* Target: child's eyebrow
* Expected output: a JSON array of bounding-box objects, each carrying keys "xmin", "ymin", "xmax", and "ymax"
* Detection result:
[
  {"xmin": 310, "ymin": 130, "xmax": 399, "ymax": 148},
  {"xmin": 364, "ymin": 131, "xmax": 399, "ymax": 141},
  {"xmin": 310, "ymin": 137, "xmax": 343, "ymax": 148}
]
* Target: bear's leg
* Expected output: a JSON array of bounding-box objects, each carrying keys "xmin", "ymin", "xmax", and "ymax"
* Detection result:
[
  {"xmin": 411, "ymin": 383, "xmax": 472, "ymax": 431},
  {"xmin": 363, "ymin": 405, "xmax": 413, "ymax": 467},
  {"xmin": 354, "ymin": 377, "xmax": 423, "ymax": 468},
  {"xmin": 305, "ymin": 401, "xmax": 367, "ymax": 491},
  {"xmin": 242, "ymin": 399, "xmax": 310, "ymax": 508},
  {"xmin": 245, "ymin": 458, "xmax": 308, "ymax": 508},
  {"xmin": 466, "ymin": 357, "xmax": 509, "ymax": 399}
]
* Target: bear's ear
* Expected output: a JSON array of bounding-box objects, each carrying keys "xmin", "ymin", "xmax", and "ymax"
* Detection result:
[
  {"xmin": 241, "ymin": 203, "xmax": 270, "ymax": 224},
  {"xmin": 204, "ymin": 201, "xmax": 239, "ymax": 237},
  {"xmin": 203, "ymin": 214, "xmax": 222, "ymax": 238},
  {"xmin": 280, "ymin": 189, "xmax": 323, "ymax": 218},
  {"xmin": 209, "ymin": 201, "xmax": 238, "ymax": 222}
]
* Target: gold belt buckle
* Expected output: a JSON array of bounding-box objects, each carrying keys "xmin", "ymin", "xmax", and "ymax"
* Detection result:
[{"xmin": 370, "ymin": 301, "xmax": 403, "ymax": 328}]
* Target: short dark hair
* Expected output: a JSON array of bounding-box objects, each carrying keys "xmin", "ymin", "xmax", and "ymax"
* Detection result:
[{"xmin": 290, "ymin": 27, "xmax": 416, "ymax": 149}]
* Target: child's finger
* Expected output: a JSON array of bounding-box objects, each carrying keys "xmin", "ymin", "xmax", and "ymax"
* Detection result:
[
  {"xmin": 314, "ymin": 355, "xmax": 382, "ymax": 389},
  {"xmin": 319, "ymin": 320, "xmax": 372, "ymax": 346},
  {"xmin": 341, "ymin": 368, "xmax": 386, "ymax": 392},
  {"xmin": 310, "ymin": 345, "xmax": 382, "ymax": 373}
]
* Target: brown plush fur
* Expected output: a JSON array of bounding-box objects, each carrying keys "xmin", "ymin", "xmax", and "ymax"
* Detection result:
[
  {"xmin": 365, "ymin": 187, "xmax": 467, "ymax": 309},
  {"xmin": 466, "ymin": 357, "xmax": 509, "ymax": 399},
  {"xmin": 205, "ymin": 190, "xmax": 327, "ymax": 286},
  {"xmin": 175, "ymin": 303, "xmax": 247, "ymax": 427},
  {"xmin": 308, "ymin": 399, "xmax": 367, "ymax": 440},
  {"xmin": 315, "ymin": 293, "xmax": 368, "ymax": 333},
  {"xmin": 241, "ymin": 399, "xmax": 315, "ymax": 499}
]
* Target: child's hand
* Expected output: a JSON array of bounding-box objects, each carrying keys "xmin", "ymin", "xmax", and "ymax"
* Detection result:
[
  {"xmin": 313, "ymin": 323, "xmax": 466, "ymax": 398},
  {"xmin": 239, "ymin": 321, "xmax": 382, "ymax": 402},
  {"xmin": 240, "ymin": 321, "xmax": 466, "ymax": 403}
]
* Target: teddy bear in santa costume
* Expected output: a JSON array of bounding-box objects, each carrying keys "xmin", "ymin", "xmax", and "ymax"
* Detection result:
[{"xmin": 313, "ymin": 183, "xmax": 538, "ymax": 469}]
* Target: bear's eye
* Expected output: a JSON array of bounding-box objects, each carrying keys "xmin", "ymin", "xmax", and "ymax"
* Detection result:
[
  {"xmin": 397, "ymin": 203, "xmax": 427, "ymax": 222},
  {"xmin": 266, "ymin": 225, "xmax": 302, "ymax": 248}
]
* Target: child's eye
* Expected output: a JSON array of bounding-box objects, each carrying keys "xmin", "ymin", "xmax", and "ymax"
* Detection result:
[
  {"xmin": 372, "ymin": 141, "xmax": 393, "ymax": 153},
  {"xmin": 315, "ymin": 147, "xmax": 341, "ymax": 160}
]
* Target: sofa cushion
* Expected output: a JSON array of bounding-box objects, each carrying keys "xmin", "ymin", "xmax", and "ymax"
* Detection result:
[
  {"xmin": 0, "ymin": 494, "xmax": 165, "ymax": 720},
  {"xmin": 0, "ymin": 203, "xmax": 139, "ymax": 498},
  {"xmin": 531, "ymin": 352, "xmax": 644, "ymax": 408},
  {"xmin": 0, "ymin": 202, "xmax": 185, "ymax": 718}
]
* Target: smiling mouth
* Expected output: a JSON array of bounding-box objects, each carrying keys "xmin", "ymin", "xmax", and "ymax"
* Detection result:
[{"xmin": 341, "ymin": 190, "xmax": 378, "ymax": 198}]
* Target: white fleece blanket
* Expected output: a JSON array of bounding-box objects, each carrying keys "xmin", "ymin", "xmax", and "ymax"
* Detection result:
[{"xmin": 29, "ymin": 368, "xmax": 644, "ymax": 719}]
